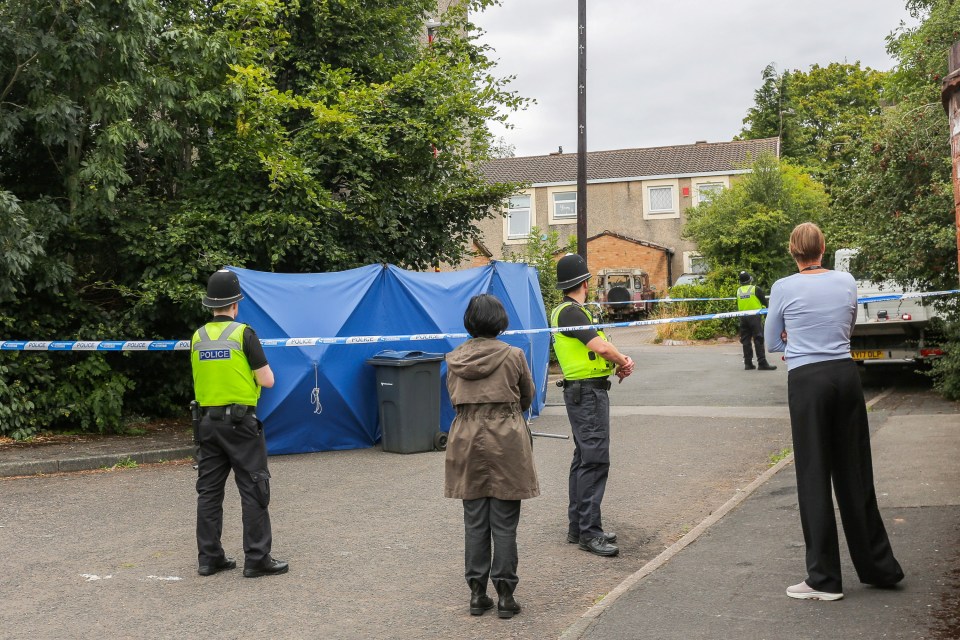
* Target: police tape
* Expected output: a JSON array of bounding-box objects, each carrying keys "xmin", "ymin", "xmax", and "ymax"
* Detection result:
[
  {"xmin": 591, "ymin": 297, "xmax": 736, "ymax": 305},
  {"xmin": 590, "ymin": 289, "xmax": 960, "ymax": 306},
  {"xmin": 2, "ymin": 290, "xmax": 957, "ymax": 352}
]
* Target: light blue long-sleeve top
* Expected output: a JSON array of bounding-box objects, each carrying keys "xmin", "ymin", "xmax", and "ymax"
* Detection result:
[{"xmin": 764, "ymin": 270, "xmax": 857, "ymax": 371}]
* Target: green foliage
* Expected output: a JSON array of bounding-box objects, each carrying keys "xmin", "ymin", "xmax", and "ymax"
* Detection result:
[
  {"xmin": 885, "ymin": 0, "xmax": 960, "ymax": 103},
  {"xmin": 836, "ymin": 103, "xmax": 955, "ymax": 290},
  {"xmin": 928, "ymin": 317, "xmax": 960, "ymax": 400},
  {"xmin": 664, "ymin": 279, "xmax": 739, "ymax": 340},
  {"xmin": 739, "ymin": 62, "xmax": 888, "ymax": 193},
  {"xmin": 0, "ymin": 360, "xmax": 38, "ymax": 440},
  {"xmin": 835, "ymin": 0, "xmax": 957, "ymax": 293},
  {"xmin": 106, "ymin": 456, "xmax": 139, "ymax": 470},
  {"xmin": 683, "ymin": 153, "xmax": 830, "ymax": 287},
  {"xmin": 0, "ymin": 0, "xmax": 527, "ymax": 436},
  {"xmin": 502, "ymin": 227, "xmax": 577, "ymax": 314}
]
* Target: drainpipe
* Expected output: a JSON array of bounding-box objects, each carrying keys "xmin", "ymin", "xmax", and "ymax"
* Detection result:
[{"xmin": 942, "ymin": 40, "xmax": 960, "ymax": 283}]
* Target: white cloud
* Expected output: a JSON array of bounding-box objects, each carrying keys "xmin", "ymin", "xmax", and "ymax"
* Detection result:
[{"xmin": 474, "ymin": 0, "xmax": 917, "ymax": 156}]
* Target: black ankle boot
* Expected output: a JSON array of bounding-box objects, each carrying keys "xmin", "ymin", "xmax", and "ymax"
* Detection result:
[
  {"xmin": 495, "ymin": 581, "xmax": 521, "ymax": 619},
  {"xmin": 469, "ymin": 579, "xmax": 494, "ymax": 616}
]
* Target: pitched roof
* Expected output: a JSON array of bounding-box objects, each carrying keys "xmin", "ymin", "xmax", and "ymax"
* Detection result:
[
  {"xmin": 481, "ymin": 138, "xmax": 779, "ymax": 185},
  {"xmin": 588, "ymin": 230, "xmax": 673, "ymax": 254}
]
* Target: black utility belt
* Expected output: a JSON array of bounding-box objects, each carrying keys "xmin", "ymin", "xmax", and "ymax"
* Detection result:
[
  {"xmin": 561, "ymin": 378, "xmax": 611, "ymax": 390},
  {"xmin": 203, "ymin": 404, "xmax": 256, "ymax": 422}
]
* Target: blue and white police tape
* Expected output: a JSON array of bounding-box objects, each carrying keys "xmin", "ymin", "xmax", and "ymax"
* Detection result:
[
  {"xmin": 2, "ymin": 289, "xmax": 956, "ymax": 352},
  {"xmin": 590, "ymin": 296, "xmax": 736, "ymax": 305},
  {"xmin": 0, "ymin": 311, "xmax": 754, "ymax": 351}
]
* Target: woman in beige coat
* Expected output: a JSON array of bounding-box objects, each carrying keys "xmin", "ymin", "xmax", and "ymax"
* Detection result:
[{"xmin": 445, "ymin": 294, "xmax": 540, "ymax": 619}]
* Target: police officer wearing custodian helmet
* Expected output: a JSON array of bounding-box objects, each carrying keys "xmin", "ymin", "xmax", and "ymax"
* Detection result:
[
  {"xmin": 550, "ymin": 254, "xmax": 634, "ymax": 557},
  {"xmin": 191, "ymin": 269, "xmax": 288, "ymax": 577}
]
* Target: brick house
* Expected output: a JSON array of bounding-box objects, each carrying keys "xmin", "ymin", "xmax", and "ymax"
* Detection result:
[{"xmin": 465, "ymin": 137, "xmax": 780, "ymax": 289}]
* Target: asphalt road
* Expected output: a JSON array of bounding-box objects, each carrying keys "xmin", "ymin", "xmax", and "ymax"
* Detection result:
[{"xmin": 0, "ymin": 331, "xmax": 936, "ymax": 640}]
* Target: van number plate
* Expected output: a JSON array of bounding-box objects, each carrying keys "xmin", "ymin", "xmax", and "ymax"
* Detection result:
[{"xmin": 851, "ymin": 350, "xmax": 885, "ymax": 360}]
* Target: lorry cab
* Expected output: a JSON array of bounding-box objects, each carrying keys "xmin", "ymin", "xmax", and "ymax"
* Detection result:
[{"xmin": 835, "ymin": 249, "xmax": 943, "ymax": 364}]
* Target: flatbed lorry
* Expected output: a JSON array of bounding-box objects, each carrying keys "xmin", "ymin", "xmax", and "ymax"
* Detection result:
[{"xmin": 835, "ymin": 249, "xmax": 945, "ymax": 365}]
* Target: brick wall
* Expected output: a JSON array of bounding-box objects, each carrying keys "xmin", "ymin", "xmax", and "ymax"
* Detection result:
[{"xmin": 584, "ymin": 234, "xmax": 671, "ymax": 293}]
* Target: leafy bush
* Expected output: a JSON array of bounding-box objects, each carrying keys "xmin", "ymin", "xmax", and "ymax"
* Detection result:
[
  {"xmin": 928, "ymin": 317, "xmax": 960, "ymax": 401},
  {"xmin": 659, "ymin": 277, "xmax": 740, "ymax": 340}
]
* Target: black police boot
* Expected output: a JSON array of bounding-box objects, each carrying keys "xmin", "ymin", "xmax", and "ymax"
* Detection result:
[
  {"xmin": 242, "ymin": 557, "xmax": 289, "ymax": 578},
  {"xmin": 198, "ymin": 556, "xmax": 236, "ymax": 576},
  {"xmin": 744, "ymin": 361, "xmax": 756, "ymax": 370},
  {"xmin": 579, "ymin": 535, "xmax": 620, "ymax": 557},
  {"xmin": 469, "ymin": 579, "xmax": 494, "ymax": 616},
  {"xmin": 495, "ymin": 581, "xmax": 521, "ymax": 619},
  {"xmin": 758, "ymin": 360, "xmax": 777, "ymax": 370}
]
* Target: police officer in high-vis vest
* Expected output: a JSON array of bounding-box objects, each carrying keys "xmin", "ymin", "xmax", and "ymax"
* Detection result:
[
  {"xmin": 191, "ymin": 269, "xmax": 288, "ymax": 578},
  {"xmin": 737, "ymin": 270, "xmax": 777, "ymax": 371},
  {"xmin": 551, "ymin": 254, "xmax": 634, "ymax": 557}
]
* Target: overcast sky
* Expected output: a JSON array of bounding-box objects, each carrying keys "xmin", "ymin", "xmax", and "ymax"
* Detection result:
[{"xmin": 473, "ymin": 0, "xmax": 918, "ymax": 157}]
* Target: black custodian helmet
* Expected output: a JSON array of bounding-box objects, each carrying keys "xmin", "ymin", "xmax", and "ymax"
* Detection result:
[
  {"xmin": 556, "ymin": 253, "xmax": 591, "ymax": 290},
  {"xmin": 202, "ymin": 269, "xmax": 244, "ymax": 308},
  {"xmin": 738, "ymin": 270, "xmax": 753, "ymax": 285}
]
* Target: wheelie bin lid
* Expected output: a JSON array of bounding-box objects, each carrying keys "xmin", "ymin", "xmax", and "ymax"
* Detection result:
[{"xmin": 365, "ymin": 350, "xmax": 445, "ymax": 366}]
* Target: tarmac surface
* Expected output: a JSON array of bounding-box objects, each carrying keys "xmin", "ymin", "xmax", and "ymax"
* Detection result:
[{"xmin": 0, "ymin": 327, "xmax": 957, "ymax": 639}]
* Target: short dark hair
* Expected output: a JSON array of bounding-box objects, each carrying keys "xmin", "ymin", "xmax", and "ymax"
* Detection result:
[{"xmin": 463, "ymin": 294, "xmax": 509, "ymax": 338}]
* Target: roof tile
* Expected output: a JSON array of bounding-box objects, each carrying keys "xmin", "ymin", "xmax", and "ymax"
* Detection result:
[{"xmin": 481, "ymin": 138, "xmax": 779, "ymax": 184}]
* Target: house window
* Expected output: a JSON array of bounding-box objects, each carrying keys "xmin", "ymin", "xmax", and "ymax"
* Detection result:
[
  {"xmin": 552, "ymin": 191, "xmax": 576, "ymax": 220},
  {"xmin": 642, "ymin": 179, "xmax": 680, "ymax": 220},
  {"xmin": 648, "ymin": 186, "xmax": 674, "ymax": 213},
  {"xmin": 684, "ymin": 251, "xmax": 708, "ymax": 274},
  {"xmin": 696, "ymin": 182, "xmax": 723, "ymax": 204},
  {"xmin": 507, "ymin": 195, "xmax": 531, "ymax": 239}
]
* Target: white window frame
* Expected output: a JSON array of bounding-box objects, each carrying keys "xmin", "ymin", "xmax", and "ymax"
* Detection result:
[
  {"xmin": 683, "ymin": 251, "xmax": 708, "ymax": 274},
  {"xmin": 547, "ymin": 185, "xmax": 577, "ymax": 225},
  {"xmin": 503, "ymin": 190, "xmax": 534, "ymax": 244},
  {"xmin": 642, "ymin": 179, "xmax": 680, "ymax": 219},
  {"xmin": 691, "ymin": 176, "xmax": 730, "ymax": 205}
]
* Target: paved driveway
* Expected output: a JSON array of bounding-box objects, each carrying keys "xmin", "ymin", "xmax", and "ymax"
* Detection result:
[{"xmin": 0, "ymin": 334, "xmax": 819, "ymax": 639}]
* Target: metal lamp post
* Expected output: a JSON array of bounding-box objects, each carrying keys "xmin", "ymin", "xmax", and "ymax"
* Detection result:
[{"xmin": 576, "ymin": 0, "xmax": 587, "ymax": 261}]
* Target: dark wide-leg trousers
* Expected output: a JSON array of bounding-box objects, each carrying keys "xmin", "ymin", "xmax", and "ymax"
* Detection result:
[
  {"xmin": 196, "ymin": 414, "xmax": 273, "ymax": 569},
  {"xmin": 787, "ymin": 359, "xmax": 904, "ymax": 593},
  {"xmin": 564, "ymin": 385, "xmax": 611, "ymax": 541},
  {"xmin": 463, "ymin": 497, "xmax": 521, "ymax": 590}
]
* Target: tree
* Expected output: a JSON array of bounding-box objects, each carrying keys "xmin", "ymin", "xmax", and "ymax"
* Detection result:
[
  {"xmin": 837, "ymin": 0, "xmax": 960, "ymax": 398},
  {"xmin": 682, "ymin": 153, "xmax": 831, "ymax": 287},
  {"xmin": 0, "ymin": 0, "xmax": 530, "ymax": 436},
  {"xmin": 502, "ymin": 227, "xmax": 577, "ymax": 314},
  {"xmin": 739, "ymin": 62, "xmax": 888, "ymax": 193}
]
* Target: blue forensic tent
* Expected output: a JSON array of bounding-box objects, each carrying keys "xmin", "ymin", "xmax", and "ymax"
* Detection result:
[{"xmin": 231, "ymin": 262, "xmax": 550, "ymax": 455}]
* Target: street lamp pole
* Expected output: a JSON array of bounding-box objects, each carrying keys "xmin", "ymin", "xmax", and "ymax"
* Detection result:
[{"xmin": 576, "ymin": 0, "xmax": 587, "ymax": 260}]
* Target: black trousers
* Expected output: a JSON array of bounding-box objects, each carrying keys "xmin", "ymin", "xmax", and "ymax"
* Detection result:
[
  {"xmin": 462, "ymin": 497, "xmax": 521, "ymax": 590},
  {"xmin": 788, "ymin": 359, "xmax": 904, "ymax": 593},
  {"xmin": 739, "ymin": 315, "xmax": 770, "ymax": 365},
  {"xmin": 196, "ymin": 413, "xmax": 273, "ymax": 569},
  {"xmin": 564, "ymin": 385, "xmax": 611, "ymax": 541}
]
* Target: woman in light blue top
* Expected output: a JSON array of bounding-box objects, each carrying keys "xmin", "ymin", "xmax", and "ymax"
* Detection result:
[{"xmin": 765, "ymin": 222, "xmax": 903, "ymax": 602}]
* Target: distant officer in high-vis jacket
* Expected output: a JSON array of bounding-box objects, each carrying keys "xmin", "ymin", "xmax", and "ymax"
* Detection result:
[
  {"xmin": 551, "ymin": 254, "xmax": 634, "ymax": 558},
  {"xmin": 737, "ymin": 270, "xmax": 777, "ymax": 371},
  {"xmin": 191, "ymin": 269, "xmax": 288, "ymax": 578}
]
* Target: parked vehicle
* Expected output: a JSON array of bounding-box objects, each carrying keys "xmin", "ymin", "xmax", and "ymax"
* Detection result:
[
  {"xmin": 595, "ymin": 268, "xmax": 656, "ymax": 320},
  {"xmin": 672, "ymin": 273, "xmax": 705, "ymax": 287},
  {"xmin": 835, "ymin": 249, "xmax": 945, "ymax": 365}
]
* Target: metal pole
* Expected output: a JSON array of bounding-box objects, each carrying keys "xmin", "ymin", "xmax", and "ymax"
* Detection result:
[
  {"xmin": 942, "ymin": 41, "xmax": 960, "ymax": 284},
  {"xmin": 576, "ymin": 0, "xmax": 587, "ymax": 261}
]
